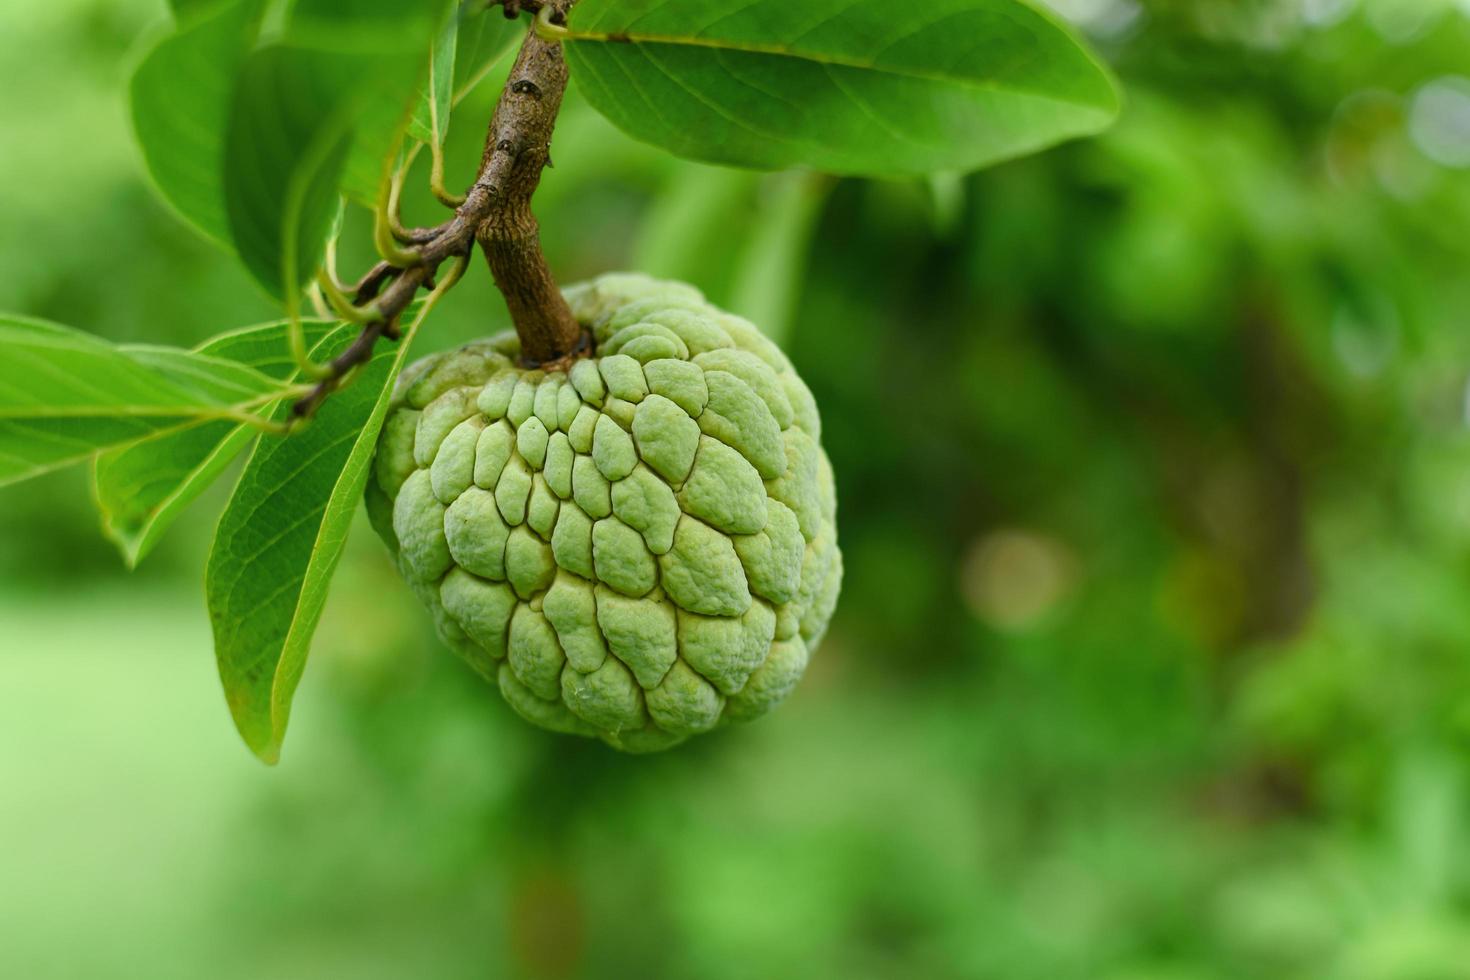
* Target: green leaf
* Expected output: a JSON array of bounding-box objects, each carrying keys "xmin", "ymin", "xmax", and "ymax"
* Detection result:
[
  {"xmin": 297, "ymin": 1, "xmax": 448, "ymax": 207},
  {"xmin": 96, "ymin": 420, "xmax": 259, "ymax": 562},
  {"xmin": 167, "ymin": 0, "xmax": 222, "ymax": 21},
  {"xmin": 339, "ymin": 70, "xmax": 435, "ymax": 208},
  {"xmin": 0, "ymin": 316, "xmax": 282, "ymax": 487},
  {"xmin": 206, "ymin": 320, "xmax": 419, "ymax": 764},
  {"xmin": 0, "ymin": 317, "xmax": 277, "ymax": 417},
  {"xmin": 288, "ymin": 0, "xmax": 438, "ymax": 43},
  {"xmin": 119, "ymin": 346, "xmax": 285, "ymax": 402},
  {"xmin": 451, "ymin": 5, "xmax": 524, "ymax": 103},
  {"xmin": 564, "ymin": 0, "xmax": 1121, "ymax": 176},
  {"xmin": 354, "ymin": 4, "xmax": 521, "ymax": 207},
  {"xmin": 224, "ymin": 4, "xmax": 440, "ymax": 297},
  {"xmin": 408, "ymin": 0, "xmax": 461, "ymax": 147},
  {"xmin": 130, "ymin": 0, "xmax": 261, "ymax": 245},
  {"xmin": 93, "ymin": 320, "xmax": 339, "ymax": 567},
  {"xmin": 223, "ymin": 45, "xmax": 365, "ymax": 300},
  {"xmin": 341, "ymin": 8, "xmax": 522, "ymax": 206},
  {"xmin": 1, "ymin": 419, "xmax": 191, "ymax": 490}
]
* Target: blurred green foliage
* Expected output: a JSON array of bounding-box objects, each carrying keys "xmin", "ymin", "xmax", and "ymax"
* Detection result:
[{"xmin": 4, "ymin": 0, "xmax": 1470, "ymax": 977}]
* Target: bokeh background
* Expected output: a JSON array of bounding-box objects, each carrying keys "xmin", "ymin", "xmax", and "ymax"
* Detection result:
[{"xmin": 5, "ymin": 0, "xmax": 1470, "ymax": 977}]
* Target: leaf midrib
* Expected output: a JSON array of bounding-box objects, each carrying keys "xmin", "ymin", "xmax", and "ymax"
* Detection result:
[
  {"xmin": 0, "ymin": 404, "xmax": 257, "ymax": 420},
  {"xmin": 566, "ymin": 21, "xmax": 1115, "ymax": 111}
]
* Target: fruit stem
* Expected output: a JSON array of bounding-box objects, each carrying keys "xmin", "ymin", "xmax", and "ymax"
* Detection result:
[{"xmin": 474, "ymin": 0, "xmax": 584, "ymax": 368}]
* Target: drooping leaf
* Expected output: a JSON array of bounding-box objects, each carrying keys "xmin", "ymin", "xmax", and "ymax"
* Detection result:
[
  {"xmin": 224, "ymin": 3, "xmax": 440, "ymax": 297},
  {"xmin": 564, "ymin": 0, "xmax": 1121, "ymax": 176},
  {"xmin": 305, "ymin": 0, "xmax": 452, "ymax": 205},
  {"xmin": 206, "ymin": 320, "xmax": 420, "ymax": 764},
  {"xmin": 96, "ymin": 420, "xmax": 258, "ymax": 563},
  {"xmin": 93, "ymin": 320, "xmax": 339, "ymax": 567},
  {"xmin": 0, "ymin": 316, "xmax": 282, "ymax": 487},
  {"xmin": 130, "ymin": 0, "xmax": 261, "ymax": 244}
]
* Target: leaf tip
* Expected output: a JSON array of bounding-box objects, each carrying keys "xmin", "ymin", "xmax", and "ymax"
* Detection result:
[
  {"xmin": 230, "ymin": 707, "xmax": 284, "ymax": 765},
  {"xmin": 103, "ymin": 519, "xmax": 148, "ymax": 570}
]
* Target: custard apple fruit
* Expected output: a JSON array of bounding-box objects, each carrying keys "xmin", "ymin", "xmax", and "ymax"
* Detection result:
[{"xmin": 366, "ymin": 274, "xmax": 841, "ymax": 752}]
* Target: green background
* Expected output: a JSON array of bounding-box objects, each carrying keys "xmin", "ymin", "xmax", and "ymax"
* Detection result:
[{"xmin": 4, "ymin": 1, "xmax": 1470, "ymax": 977}]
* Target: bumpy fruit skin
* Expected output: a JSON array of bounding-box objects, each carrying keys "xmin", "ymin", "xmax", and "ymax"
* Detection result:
[{"xmin": 366, "ymin": 274, "xmax": 841, "ymax": 752}]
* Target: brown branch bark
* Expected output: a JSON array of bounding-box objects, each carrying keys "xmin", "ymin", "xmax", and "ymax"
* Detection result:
[
  {"xmin": 472, "ymin": 9, "xmax": 584, "ymax": 366},
  {"xmin": 292, "ymin": 0, "xmax": 582, "ymax": 419}
]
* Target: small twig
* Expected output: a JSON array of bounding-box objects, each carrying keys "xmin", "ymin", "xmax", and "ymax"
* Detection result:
[
  {"xmin": 352, "ymin": 261, "xmax": 398, "ymax": 305},
  {"xmin": 290, "ymin": 270, "xmax": 428, "ymax": 420},
  {"xmin": 395, "ymin": 222, "xmax": 452, "ymax": 246},
  {"xmin": 290, "ymin": 0, "xmax": 582, "ymax": 420}
]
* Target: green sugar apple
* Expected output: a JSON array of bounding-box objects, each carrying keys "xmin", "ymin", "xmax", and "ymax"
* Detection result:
[{"xmin": 365, "ymin": 274, "xmax": 841, "ymax": 752}]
